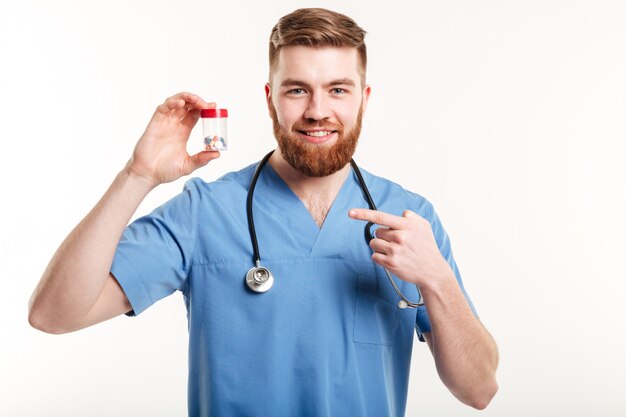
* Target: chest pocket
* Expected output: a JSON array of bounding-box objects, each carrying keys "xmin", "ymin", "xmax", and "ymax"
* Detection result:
[{"xmin": 353, "ymin": 273, "xmax": 400, "ymax": 345}]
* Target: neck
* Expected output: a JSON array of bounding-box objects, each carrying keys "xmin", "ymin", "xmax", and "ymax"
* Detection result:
[{"xmin": 268, "ymin": 148, "xmax": 351, "ymax": 227}]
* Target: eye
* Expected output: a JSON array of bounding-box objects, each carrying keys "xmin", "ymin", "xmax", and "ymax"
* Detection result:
[
  {"xmin": 288, "ymin": 88, "xmax": 306, "ymax": 95},
  {"xmin": 332, "ymin": 88, "xmax": 347, "ymax": 94}
]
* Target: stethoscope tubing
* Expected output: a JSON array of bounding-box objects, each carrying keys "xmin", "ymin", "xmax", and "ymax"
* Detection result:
[
  {"xmin": 352, "ymin": 160, "xmax": 424, "ymax": 308},
  {"xmin": 246, "ymin": 150, "xmax": 423, "ymax": 308},
  {"xmin": 247, "ymin": 151, "xmax": 274, "ymax": 268}
]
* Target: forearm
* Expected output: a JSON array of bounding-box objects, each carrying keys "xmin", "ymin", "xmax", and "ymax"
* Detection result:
[
  {"xmin": 28, "ymin": 167, "xmax": 155, "ymax": 332},
  {"xmin": 346, "ymin": 208, "xmax": 499, "ymax": 407},
  {"xmin": 422, "ymin": 272, "xmax": 499, "ymax": 410}
]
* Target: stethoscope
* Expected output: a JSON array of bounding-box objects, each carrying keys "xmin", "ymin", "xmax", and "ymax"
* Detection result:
[{"xmin": 245, "ymin": 150, "xmax": 424, "ymax": 309}]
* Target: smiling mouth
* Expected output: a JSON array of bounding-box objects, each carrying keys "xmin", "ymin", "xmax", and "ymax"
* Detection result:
[{"xmin": 300, "ymin": 130, "xmax": 336, "ymax": 137}]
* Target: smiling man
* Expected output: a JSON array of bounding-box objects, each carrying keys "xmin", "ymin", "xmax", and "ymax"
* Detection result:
[
  {"xmin": 29, "ymin": 8, "xmax": 498, "ymax": 417},
  {"xmin": 266, "ymin": 45, "xmax": 370, "ymax": 227},
  {"xmin": 267, "ymin": 46, "xmax": 368, "ymax": 179}
]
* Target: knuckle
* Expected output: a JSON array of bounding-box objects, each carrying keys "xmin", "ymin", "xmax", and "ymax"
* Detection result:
[
  {"xmin": 414, "ymin": 217, "xmax": 428, "ymax": 229},
  {"xmin": 387, "ymin": 258, "xmax": 398, "ymax": 269}
]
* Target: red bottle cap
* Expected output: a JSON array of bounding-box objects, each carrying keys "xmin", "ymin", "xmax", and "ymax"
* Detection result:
[{"xmin": 201, "ymin": 108, "xmax": 228, "ymax": 118}]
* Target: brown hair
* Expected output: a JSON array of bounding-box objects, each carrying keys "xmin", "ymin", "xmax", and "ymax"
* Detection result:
[{"xmin": 269, "ymin": 8, "xmax": 367, "ymax": 85}]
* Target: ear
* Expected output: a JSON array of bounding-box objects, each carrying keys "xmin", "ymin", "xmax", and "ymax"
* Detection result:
[
  {"xmin": 265, "ymin": 83, "xmax": 273, "ymax": 115},
  {"xmin": 361, "ymin": 84, "xmax": 372, "ymax": 113}
]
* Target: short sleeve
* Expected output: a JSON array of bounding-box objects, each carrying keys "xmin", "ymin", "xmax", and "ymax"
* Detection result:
[
  {"xmin": 414, "ymin": 203, "xmax": 478, "ymax": 341},
  {"xmin": 110, "ymin": 180, "xmax": 199, "ymax": 316}
]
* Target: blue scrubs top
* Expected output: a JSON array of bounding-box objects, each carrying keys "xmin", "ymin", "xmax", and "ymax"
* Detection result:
[{"xmin": 111, "ymin": 160, "xmax": 476, "ymax": 417}]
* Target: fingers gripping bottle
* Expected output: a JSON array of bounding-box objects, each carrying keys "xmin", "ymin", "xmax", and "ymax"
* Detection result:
[{"xmin": 201, "ymin": 108, "xmax": 228, "ymax": 151}]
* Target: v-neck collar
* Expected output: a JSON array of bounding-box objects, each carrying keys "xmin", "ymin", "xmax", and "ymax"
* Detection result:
[{"xmin": 257, "ymin": 162, "xmax": 358, "ymax": 257}]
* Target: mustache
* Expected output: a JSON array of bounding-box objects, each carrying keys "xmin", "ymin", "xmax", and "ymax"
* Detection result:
[{"xmin": 292, "ymin": 120, "xmax": 343, "ymax": 132}]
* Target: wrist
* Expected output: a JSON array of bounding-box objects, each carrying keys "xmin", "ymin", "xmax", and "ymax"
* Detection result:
[
  {"xmin": 418, "ymin": 263, "xmax": 458, "ymax": 296},
  {"xmin": 121, "ymin": 160, "xmax": 160, "ymax": 192},
  {"xmin": 119, "ymin": 164, "xmax": 159, "ymax": 194}
]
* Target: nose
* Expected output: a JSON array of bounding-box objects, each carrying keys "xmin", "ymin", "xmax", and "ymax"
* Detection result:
[{"xmin": 303, "ymin": 92, "xmax": 331, "ymax": 121}]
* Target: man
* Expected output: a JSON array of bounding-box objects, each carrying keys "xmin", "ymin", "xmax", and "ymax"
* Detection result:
[{"xmin": 29, "ymin": 8, "xmax": 498, "ymax": 416}]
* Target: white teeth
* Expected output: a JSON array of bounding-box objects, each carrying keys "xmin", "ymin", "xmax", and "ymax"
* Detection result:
[{"xmin": 304, "ymin": 131, "xmax": 333, "ymax": 137}]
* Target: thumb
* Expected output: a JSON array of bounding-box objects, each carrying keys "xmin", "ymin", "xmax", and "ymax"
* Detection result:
[{"xmin": 187, "ymin": 150, "xmax": 221, "ymax": 173}]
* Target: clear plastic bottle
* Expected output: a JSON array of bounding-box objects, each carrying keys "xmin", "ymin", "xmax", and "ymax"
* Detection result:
[{"xmin": 201, "ymin": 108, "xmax": 228, "ymax": 151}]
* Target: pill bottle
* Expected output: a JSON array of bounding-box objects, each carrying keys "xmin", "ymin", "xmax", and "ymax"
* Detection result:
[{"xmin": 201, "ymin": 108, "xmax": 228, "ymax": 151}]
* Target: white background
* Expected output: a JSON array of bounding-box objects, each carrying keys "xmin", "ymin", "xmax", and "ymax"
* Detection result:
[{"xmin": 1, "ymin": 0, "xmax": 625, "ymax": 416}]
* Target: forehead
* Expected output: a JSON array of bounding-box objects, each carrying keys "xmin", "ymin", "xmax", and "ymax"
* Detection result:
[{"xmin": 272, "ymin": 46, "xmax": 361, "ymax": 87}]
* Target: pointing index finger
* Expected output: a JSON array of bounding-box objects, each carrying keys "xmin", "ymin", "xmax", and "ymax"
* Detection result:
[{"xmin": 348, "ymin": 208, "xmax": 405, "ymax": 229}]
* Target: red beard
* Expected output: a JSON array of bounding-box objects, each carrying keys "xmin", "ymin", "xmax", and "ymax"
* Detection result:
[{"xmin": 269, "ymin": 102, "xmax": 363, "ymax": 177}]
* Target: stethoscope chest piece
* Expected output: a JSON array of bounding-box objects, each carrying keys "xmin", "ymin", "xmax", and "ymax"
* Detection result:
[{"xmin": 246, "ymin": 265, "xmax": 274, "ymax": 293}]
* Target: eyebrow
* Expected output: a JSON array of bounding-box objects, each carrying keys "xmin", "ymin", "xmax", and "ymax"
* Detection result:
[{"xmin": 280, "ymin": 78, "xmax": 357, "ymax": 88}]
